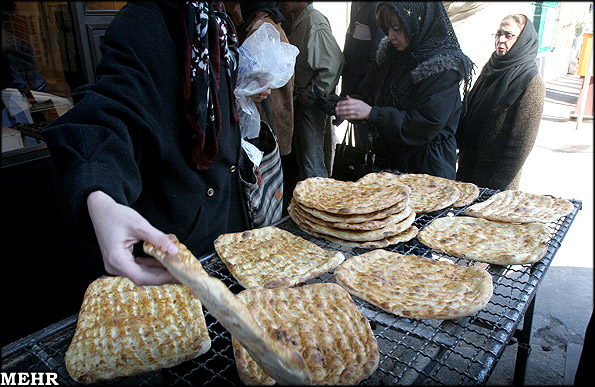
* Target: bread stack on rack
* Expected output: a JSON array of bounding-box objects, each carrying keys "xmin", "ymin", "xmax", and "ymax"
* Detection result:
[{"xmin": 288, "ymin": 176, "xmax": 418, "ymax": 249}]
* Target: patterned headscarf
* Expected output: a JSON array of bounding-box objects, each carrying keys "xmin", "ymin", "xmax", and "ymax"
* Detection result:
[
  {"xmin": 376, "ymin": 2, "xmax": 474, "ymax": 104},
  {"xmin": 183, "ymin": 1, "xmax": 239, "ymax": 170}
]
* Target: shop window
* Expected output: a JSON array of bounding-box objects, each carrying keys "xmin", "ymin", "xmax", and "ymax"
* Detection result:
[{"xmin": 1, "ymin": 1, "xmax": 123, "ymax": 154}]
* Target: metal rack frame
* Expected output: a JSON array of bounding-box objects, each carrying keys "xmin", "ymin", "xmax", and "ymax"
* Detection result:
[{"xmin": 1, "ymin": 187, "xmax": 582, "ymax": 385}]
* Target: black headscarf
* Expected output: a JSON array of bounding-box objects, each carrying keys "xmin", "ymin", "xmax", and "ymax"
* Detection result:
[
  {"xmin": 376, "ymin": 1, "xmax": 474, "ymax": 102},
  {"xmin": 460, "ymin": 15, "xmax": 539, "ymax": 133},
  {"xmin": 237, "ymin": 2, "xmax": 284, "ymax": 43}
]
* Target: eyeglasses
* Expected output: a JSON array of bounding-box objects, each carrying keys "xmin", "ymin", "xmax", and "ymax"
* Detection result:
[{"xmin": 493, "ymin": 31, "xmax": 517, "ymax": 40}]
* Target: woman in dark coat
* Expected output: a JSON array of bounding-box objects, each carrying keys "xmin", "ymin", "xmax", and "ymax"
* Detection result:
[
  {"xmin": 335, "ymin": 1, "xmax": 473, "ymax": 179},
  {"xmin": 42, "ymin": 1, "xmax": 251, "ymax": 285},
  {"xmin": 456, "ymin": 14, "xmax": 545, "ymax": 191}
]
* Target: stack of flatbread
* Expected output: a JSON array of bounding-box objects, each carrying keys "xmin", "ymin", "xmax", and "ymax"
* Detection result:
[
  {"xmin": 418, "ymin": 190, "xmax": 574, "ymax": 266},
  {"xmin": 357, "ymin": 172, "xmax": 480, "ymax": 213},
  {"xmin": 289, "ymin": 176, "xmax": 418, "ymax": 249},
  {"xmin": 214, "ymin": 226, "xmax": 345, "ymax": 289}
]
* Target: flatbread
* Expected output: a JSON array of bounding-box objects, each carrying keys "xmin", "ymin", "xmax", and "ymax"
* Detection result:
[
  {"xmin": 334, "ymin": 250, "xmax": 493, "ymax": 320},
  {"xmin": 232, "ymin": 283, "xmax": 379, "ymax": 385},
  {"xmin": 143, "ymin": 235, "xmax": 312, "ymax": 385},
  {"xmin": 294, "ymin": 196, "xmax": 410, "ymax": 223},
  {"xmin": 292, "ymin": 198, "xmax": 413, "ymax": 231},
  {"xmin": 463, "ymin": 190, "xmax": 574, "ymax": 223},
  {"xmin": 417, "ymin": 216, "xmax": 551, "ymax": 265},
  {"xmin": 358, "ymin": 172, "xmax": 460, "ymax": 213},
  {"xmin": 449, "ymin": 180, "xmax": 480, "ymax": 207},
  {"xmin": 65, "ymin": 276, "xmax": 210, "ymax": 384},
  {"xmin": 293, "ymin": 176, "xmax": 410, "ymax": 215},
  {"xmin": 289, "ymin": 202, "xmax": 416, "ymax": 242},
  {"xmin": 213, "ymin": 226, "xmax": 345, "ymax": 289}
]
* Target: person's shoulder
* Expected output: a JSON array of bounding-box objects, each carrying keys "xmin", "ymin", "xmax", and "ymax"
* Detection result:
[
  {"xmin": 105, "ymin": 1, "xmax": 169, "ymax": 42},
  {"xmin": 306, "ymin": 7, "xmax": 332, "ymax": 29}
]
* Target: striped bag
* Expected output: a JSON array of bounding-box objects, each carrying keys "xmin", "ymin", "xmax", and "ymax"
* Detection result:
[{"xmin": 239, "ymin": 120, "xmax": 284, "ymax": 228}]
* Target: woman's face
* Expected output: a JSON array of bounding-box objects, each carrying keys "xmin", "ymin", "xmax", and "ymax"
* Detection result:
[
  {"xmin": 386, "ymin": 16, "xmax": 410, "ymax": 51},
  {"xmin": 494, "ymin": 18, "xmax": 522, "ymax": 56}
]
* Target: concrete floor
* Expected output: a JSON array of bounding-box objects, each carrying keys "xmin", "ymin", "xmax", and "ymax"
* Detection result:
[{"xmin": 486, "ymin": 75, "xmax": 593, "ymax": 385}]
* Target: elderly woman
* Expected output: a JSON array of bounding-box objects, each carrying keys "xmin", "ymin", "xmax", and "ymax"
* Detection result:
[
  {"xmin": 335, "ymin": 2, "xmax": 473, "ymax": 179},
  {"xmin": 456, "ymin": 14, "xmax": 545, "ymax": 191}
]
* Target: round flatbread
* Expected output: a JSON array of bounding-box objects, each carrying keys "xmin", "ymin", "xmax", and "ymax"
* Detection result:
[
  {"xmin": 293, "ymin": 177, "xmax": 410, "ymax": 215},
  {"xmin": 417, "ymin": 216, "xmax": 551, "ymax": 265},
  {"xmin": 357, "ymin": 173, "xmax": 460, "ymax": 213},
  {"xmin": 293, "ymin": 196, "xmax": 410, "ymax": 224},
  {"xmin": 289, "ymin": 202, "xmax": 416, "ymax": 242},
  {"xmin": 334, "ymin": 249, "xmax": 493, "ymax": 320},
  {"xmin": 292, "ymin": 198, "xmax": 413, "ymax": 231},
  {"xmin": 463, "ymin": 190, "xmax": 574, "ymax": 223},
  {"xmin": 450, "ymin": 180, "xmax": 480, "ymax": 207}
]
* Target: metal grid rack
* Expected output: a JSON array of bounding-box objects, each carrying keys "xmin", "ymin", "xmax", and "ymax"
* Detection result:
[{"xmin": 1, "ymin": 187, "xmax": 582, "ymax": 385}]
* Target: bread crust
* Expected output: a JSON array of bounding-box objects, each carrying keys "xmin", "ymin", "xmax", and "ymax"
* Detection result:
[
  {"xmin": 143, "ymin": 236, "xmax": 312, "ymax": 385},
  {"xmin": 334, "ymin": 250, "xmax": 493, "ymax": 320},
  {"xmin": 214, "ymin": 226, "xmax": 345, "ymax": 289},
  {"xmin": 65, "ymin": 276, "xmax": 211, "ymax": 384},
  {"xmin": 358, "ymin": 173, "xmax": 463, "ymax": 213},
  {"xmin": 464, "ymin": 190, "xmax": 574, "ymax": 223},
  {"xmin": 232, "ymin": 283, "xmax": 379, "ymax": 384},
  {"xmin": 293, "ymin": 176, "xmax": 410, "ymax": 215},
  {"xmin": 417, "ymin": 216, "xmax": 550, "ymax": 265}
]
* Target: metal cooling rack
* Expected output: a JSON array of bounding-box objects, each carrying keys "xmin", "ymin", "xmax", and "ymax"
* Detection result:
[{"xmin": 1, "ymin": 187, "xmax": 582, "ymax": 385}]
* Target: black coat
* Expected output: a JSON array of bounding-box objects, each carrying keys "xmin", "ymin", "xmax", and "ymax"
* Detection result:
[
  {"xmin": 356, "ymin": 39, "xmax": 463, "ymax": 179},
  {"xmin": 42, "ymin": 1, "xmax": 249, "ymax": 257}
]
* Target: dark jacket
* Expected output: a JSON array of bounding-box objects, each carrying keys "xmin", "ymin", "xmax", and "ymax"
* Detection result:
[
  {"xmin": 42, "ymin": 1, "xmax": 249, "ymax": 257},
  {"xmin": 357, "ymin": 38, "xmax": 463, "ymax": 179},
  {"xmin": 456, "ymin": 74, "xmax": 545, "ymax": 190}
]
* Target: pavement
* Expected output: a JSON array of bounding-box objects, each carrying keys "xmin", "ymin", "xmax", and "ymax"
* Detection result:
[{"xmin": 486, "ymin": 74, "xmax": 594, "ymax": 385}]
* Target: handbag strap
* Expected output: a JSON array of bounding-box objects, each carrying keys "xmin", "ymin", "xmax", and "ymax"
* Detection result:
[
  {"xmin": 261, "ymin": 98, "xmax": 277, "ymax": 136},
  {"xmin": 341, "ymin": 122, "xmax": 355, "ymax": 146}
]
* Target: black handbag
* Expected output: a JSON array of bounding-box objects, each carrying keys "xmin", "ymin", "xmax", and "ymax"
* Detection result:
[{"xmin": 331, "ymin": 123, "xmax": 379, "ymax": 181}]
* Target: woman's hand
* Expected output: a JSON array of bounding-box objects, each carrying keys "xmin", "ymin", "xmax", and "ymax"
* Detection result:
[
  {"xmin": 336, "ymin": 96, "xmax": 372, "ymax": 121},
  {"xmin": 87, "ymin": 190, "xmax": 179, "ymax": 286},
  {"xmin": 250, "ymin": 88, "xmax": 272, "ymax": 103}
]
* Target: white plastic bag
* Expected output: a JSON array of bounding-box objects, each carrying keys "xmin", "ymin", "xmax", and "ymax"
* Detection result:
[{"xmin": 235, "ymin": 22, "xmax": 299, "ymax": 140}]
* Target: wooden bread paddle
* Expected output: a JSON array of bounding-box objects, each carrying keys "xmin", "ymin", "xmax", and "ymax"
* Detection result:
[{"xmin": 143, "ymin": 237, "xmax": 312, "ymax": 385}]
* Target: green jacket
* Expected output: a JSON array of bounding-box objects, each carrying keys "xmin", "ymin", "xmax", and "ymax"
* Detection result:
[{"xmin": 289, "ymin": 4, "xmax": 345, "ymax": 108}]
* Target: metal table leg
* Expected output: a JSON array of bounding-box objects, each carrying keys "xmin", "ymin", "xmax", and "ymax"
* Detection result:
[{"xmin": 513, "ymin": 296, "xmax": 536, "ymax": 385}]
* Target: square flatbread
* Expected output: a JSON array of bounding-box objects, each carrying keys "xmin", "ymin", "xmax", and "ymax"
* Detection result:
[
  {"xmin": 463, "ymin": 190, "xmax": 574, "ymax": 223},
  {"xmin": 334, "ymin": 250, "xmax": 493, "ymax": 320},
  {"xmin": 357, "ymin": 173, "xmax": 461, "ymax": 213},
  {"xmin": 65, "ymin": 276, "xmax": 210, "ymax": 384},
  {"xmin": 232, "ymin": 283, "xmax": 379, "ymax": 385},
  {"xmin": 417, "ymin": 216, "xmax": 551, "ymax": 265},
  {"xmin": 289, "ymin": 201, "xmax": 416, "ymax": 242},
  {"xmin": 214, "ymin": 226, "xmax": 345, "ymax": 289},
  {"xmin": 293, "ymin": 176, "xmax": 410, "ymax": 215}
]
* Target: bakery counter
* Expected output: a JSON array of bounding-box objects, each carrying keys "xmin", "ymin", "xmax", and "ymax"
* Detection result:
[{"xmin": 1, "ymin": 186, "xmax": 582, "ymax": 385}]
